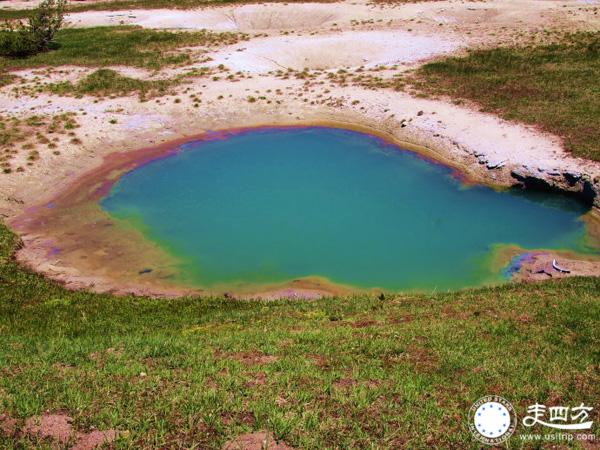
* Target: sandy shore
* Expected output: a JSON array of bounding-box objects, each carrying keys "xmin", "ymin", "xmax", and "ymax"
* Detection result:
[{"xmin": 1, "ymin": 0, "xmax": 599, "ymax": 297}]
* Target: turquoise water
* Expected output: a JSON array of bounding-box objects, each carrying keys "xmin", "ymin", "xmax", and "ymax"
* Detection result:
[{"xmin": 100, "ymin": 126, "xmax": 593, "ymax": 291}]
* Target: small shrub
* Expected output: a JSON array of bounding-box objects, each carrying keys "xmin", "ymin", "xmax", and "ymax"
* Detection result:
[
  {"xmin": 28, "ymin": 0, "xmax": 65, "ymax": 52},
  {"xmin": 0, "ymin": 22, "xmax": 37, "ymax": 57},
  {"xmin": 0, "ymin": 0, "xmax": 65, "ymax": 57}
]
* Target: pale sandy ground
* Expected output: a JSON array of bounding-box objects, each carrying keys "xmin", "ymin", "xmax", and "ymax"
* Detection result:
[
  {"xmin": 206, "ymin": 30, "xmax": 460, "ymax": 72},
  {"xmin": 1, "ymin": 0, "xmax": 599, "ymax": 297},
  {"xmin": 59, "ymin": 0, "xmax": 600, "ymax": 39}
]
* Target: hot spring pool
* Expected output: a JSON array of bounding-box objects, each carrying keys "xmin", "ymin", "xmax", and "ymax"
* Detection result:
[{"xmin": 100, "ymin": 126, "xmax": 594, "ymax": 291}]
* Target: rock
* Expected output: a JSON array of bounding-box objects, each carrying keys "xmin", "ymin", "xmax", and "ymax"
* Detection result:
[
  {"xmin": 563, "ymin": 171, "xmax": 582, "ymax": 185},
  {"xmin": 486, "ymin": 158, "xmax": 506, "ymax": 169}
]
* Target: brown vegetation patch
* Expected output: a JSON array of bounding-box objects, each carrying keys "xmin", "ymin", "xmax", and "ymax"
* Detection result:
[
  {"xmin": 221, "ymin": 411, "xmax": 256, "ymax": 427},
  {"xmin": 351, "ymin": 319, "xmax": 378, "ymax": 328},
  {"xmin": 545, "ymin": 390, "xmax": 565, "ymax": 408},
  {"xmin": 306, "ymin": 354, "xmax": 329, "ymax": 369},
  {"xmin": 72, "ymin": 430, "xmax": 119, "ymax": 450},
  {"xmin": 24, "ymin": 413, "xmax": 74, "ymax": 444},
  {"xmin": 383, "ymin": 344, "xmax": 439, "ymax": 373},
  {"xmin": 405, "ymin": 345, "xmax": 439, "ymax": 373},
  {"xmin": 159, "ymin": 418, "xmax": 218, "ymax": 449},
  {"xmin": 223, "ymin": 351, "xmax": 279, "ymax": 366},
  {"xmin": 18, "ymin": 412, "xmax": 119, "ymax": 449},
  {"xmin": 245, "ymin": 371, "xmax": 267, "ymax": 387},
  {"xmin": 439, "ymin": 304, "xmax": 472, "ymax": 320},
  {"xmin": 222, "ymin": 430, "xmax": 295, "ymax": 450},
  {"xmin": 573, "ymin": 365, "xmax": 600, "ymax": 394},
  {"xmin": 0, "ymin": 413, "xmax": 17, "ymax": 437},
  {"xmin": 388, "ymin": 314, "xmax": 414, "ymax": 324},
  {"xmin": 515, "ymin": 313, "xmax": 533, "ymax": 325},
  {"xmin": 333, "ymin": 377, "xmax": 356, "ymax": 390}
]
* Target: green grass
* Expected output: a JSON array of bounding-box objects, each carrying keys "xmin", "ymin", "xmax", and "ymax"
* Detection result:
[
  {"xmin": 0, "ymin": 25, "xmax": 243, "ymax": 70},
  {"xmin": 48, "ymin": 68, "xmax": 177, "ymax": 98},
  {"xmin": 0, "ymin": 9, "xmax": 30, "ymax": 20},
  {"xmin": 0, "ymin": 221, "xmax": 598, "ymax": 448},
  {"xmin": 414, "ymin": 32, "xmax": 600, "ymax": 161},
  {"xmin": 46, "ymin": 67, "xmax": 213, "ymax": 98}
]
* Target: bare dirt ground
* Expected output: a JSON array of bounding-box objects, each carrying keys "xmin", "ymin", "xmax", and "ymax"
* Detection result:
[
  {"xmin": 1, "ymin": 0, "xmax": 600, "ymax": 297},
  {"xmin": 1, "ymin": 412, "xmax": 119, "ymax": 449},
  {"xmin": 222, "ymin": 430, "xmax": 295, "ymax": 449},
  {"xmin": 58, "ymin": 0, "xmax": 600, "ymax": 42}
]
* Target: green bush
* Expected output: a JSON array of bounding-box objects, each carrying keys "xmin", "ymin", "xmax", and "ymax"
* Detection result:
[
  {"xmin": 0, "ymin": 0, "xmax": 65, "ymax": 57},
  {"xmin": 0, "ymin": 22, "xmax": 38, "ymax": 57}
]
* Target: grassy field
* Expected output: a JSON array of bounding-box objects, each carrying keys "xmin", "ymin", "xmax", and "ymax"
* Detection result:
[
  {"xmin": 0, "ymin": 220, "xmax": 598, "ymax": 448},
  {"xmin": 0, "ymin": 26, "xmax": 243, "ymax": 71},
  {"xmin": 414, "ymin": 32, "xmax": 600, "ymax": 161}
]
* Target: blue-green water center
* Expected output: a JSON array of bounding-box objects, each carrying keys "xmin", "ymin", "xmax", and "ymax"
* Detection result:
[{"xmin": 101, "ymin": 127, "xmax": 593, "ymax": 291}]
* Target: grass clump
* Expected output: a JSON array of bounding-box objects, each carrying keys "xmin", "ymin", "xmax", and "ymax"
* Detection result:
[
  {"xmin": 49, "ymin": 68, "xmax": 175, "ymax": 98},
  {"xmin": 414, "ymin": 32, "xmax": 600, "ymax": 161},
  {"xmin": 0, "ymin": 25, "xmax": 244, "ymax": 70},
  {"xmin": 0, "ymin": 221, "xmax": 598, "ymax": 448}
]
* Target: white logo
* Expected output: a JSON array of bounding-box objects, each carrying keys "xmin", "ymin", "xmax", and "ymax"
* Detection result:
[
  {"xmin": 469, "ymin": 396, "xmax": 517, "ymax": 445},
  {"xmin": 523, "ymin": 403, "xmax": 594, "ymax": 430}
]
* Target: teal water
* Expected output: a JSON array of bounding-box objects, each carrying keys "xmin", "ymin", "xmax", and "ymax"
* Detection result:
[{"xmin": 100, "ymin": 126, "xmax": 594, "ymax": 291}]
